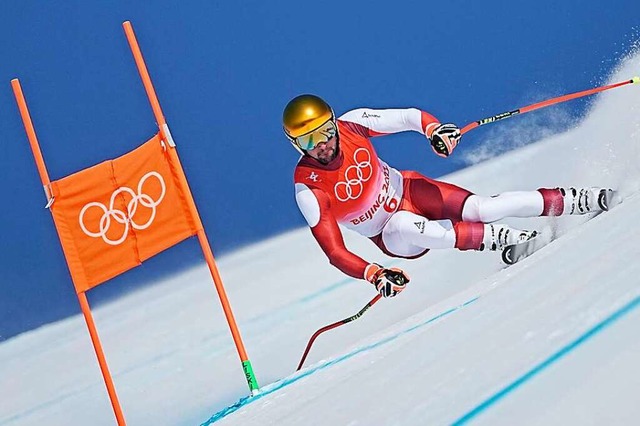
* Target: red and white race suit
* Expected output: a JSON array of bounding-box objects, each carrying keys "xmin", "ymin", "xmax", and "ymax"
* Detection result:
[
  {"xmin": 294, "ymin": 108, "xmax": 439, "ymax": 279},
  {"xmin": 293, "ymin": 108, "xmax": 565, "ymax": 281}
]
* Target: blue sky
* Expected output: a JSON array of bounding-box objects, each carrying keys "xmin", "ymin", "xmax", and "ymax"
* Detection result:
[{"xmin": 1, "ymin": 1, "xmax": 638, "ymax": 340}]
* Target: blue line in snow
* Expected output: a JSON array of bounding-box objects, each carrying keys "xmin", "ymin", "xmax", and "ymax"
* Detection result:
[
  {"xmin": 451, "ymin": 294, "xmax": 640, "ymax": 425},
  {"xmin": 200, "ymin": 296, "xmax": 480, "ymax": 425}
]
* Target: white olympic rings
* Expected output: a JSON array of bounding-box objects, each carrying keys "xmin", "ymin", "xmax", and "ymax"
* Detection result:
[
  {"xmin": 79, "ymin": 171, "xmax": 166, "ymax": 246},
  {"xmin": 334, "ymin": 148, "xmax": 373, "ymax": 202}
]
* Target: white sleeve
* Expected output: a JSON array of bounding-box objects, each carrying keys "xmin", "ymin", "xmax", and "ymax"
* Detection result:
[
  {"xmin": 295, "ymin": 183, "xmax": 321, "ymax": 227},
  {"xmin": 338, "ymin": 108, "xmax": 426, "ymax": 135}
]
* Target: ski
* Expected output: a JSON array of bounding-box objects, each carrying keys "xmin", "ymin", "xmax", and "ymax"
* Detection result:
[{"xmin": 501, "ymin": 234, "xmax": 548, "ymax": 265}]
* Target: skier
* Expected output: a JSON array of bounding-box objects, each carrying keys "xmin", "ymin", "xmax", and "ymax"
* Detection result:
[{"xmin": 284, "ymin": 94, "xmax": 614, "ymax": 298}]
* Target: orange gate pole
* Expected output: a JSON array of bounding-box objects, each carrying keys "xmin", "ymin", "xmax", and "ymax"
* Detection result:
[
  {"xmin": 78, "ymin": 292, "xmax": 127, "ymax": 426},
  {"xmin": 122, "ymin": 20, "xmax": 260, "ymax": 395},
  {"xmin": 11, "ymin": 78, "xmax": 127, "ymax": 425}
]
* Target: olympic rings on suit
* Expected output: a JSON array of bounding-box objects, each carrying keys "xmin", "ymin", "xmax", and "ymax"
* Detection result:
[{"xmin": 334, "ymin": 148, "xmax": 373, "ymax": 202}]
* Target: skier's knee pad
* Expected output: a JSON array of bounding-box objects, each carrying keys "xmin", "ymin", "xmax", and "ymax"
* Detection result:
[{"xmin": 461, "ymin": 195, "xmax": 483, "ymax": 222}]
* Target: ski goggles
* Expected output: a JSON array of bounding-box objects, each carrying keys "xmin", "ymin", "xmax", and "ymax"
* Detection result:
[{"xmin": 289, "ymin": 119, "xmax": 338, "ymax": 151}]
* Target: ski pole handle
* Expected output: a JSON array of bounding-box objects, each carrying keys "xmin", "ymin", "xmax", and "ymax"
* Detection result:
[{"xmin": 460, "ymin": 76, "xmax": 639, "ymax": 135}]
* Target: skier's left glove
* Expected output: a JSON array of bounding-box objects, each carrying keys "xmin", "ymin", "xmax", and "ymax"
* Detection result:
[
  {"xmin": 365, "ymin": 264, "xmax": 410, "ymax": 298},
  {"xmin": 429, "ymin": 123, "xmax": 461, "ymax": 158}
]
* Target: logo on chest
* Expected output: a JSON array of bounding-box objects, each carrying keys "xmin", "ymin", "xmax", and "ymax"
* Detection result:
[{"xmin": 334, "ymin": 148, "xmax": 373, "ymax": 202}]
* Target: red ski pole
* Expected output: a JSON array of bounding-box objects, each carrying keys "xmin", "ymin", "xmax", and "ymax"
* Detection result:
[
  {"xmin": 460, "ymin": 76, "xmax": 639, "ymax": 135},
  {"xmin": 296, "ymin": 294, "xmax": 382, "ymax": 371}
]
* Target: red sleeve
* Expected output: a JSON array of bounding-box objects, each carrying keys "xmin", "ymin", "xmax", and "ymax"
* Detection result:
[
  {"xmin": 309, "ymin": 188, "xmax": 369, "ymax": 279},
  {"xmin": 421, "ymin": 110, "xmax": 440, "ymax": 137}
]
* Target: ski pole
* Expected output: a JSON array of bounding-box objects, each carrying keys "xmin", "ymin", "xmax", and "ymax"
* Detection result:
[
  {"xmin": 460, "ymin": 76, "xmax": 639, "ymax": 135},
  {"xmin": 296, "ymin": 294, "xmax": 382, "ymax": 371}
]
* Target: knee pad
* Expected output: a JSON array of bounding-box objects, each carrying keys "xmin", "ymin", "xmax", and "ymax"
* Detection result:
[{"xmin": 461, "ymin": 195, "xmax": 483, "ymax": 222}]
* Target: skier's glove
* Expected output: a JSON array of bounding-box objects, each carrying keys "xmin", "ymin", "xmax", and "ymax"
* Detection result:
[
  {"xmin": 365, "ymin": 264, "xmax": 410, "ymax": 298},
  {"xmin": 429, "ymin": 123, "xmax": 461, "ymax": 158}
]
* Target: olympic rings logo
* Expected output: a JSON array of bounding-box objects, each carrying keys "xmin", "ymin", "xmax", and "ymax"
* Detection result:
[
  {"xmin": 334, "ymin": 148, "xmax": 373, "ymax": 202},
  {"xmin": 79, "ymin": 171, "xmax": 166, "ymax": 246}
]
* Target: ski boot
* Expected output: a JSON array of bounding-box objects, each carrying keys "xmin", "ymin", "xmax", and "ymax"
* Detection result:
[
  {"xmin": 480, "ymin": 223, "xmax": 538, "ymax": 252},
  {"xmin": 561, "ymin": 187, "xmax": 620, "ymax": 215}
]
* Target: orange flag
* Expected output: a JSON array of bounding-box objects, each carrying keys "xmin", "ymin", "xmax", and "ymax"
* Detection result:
[{"xmin": 49, "ymin": 134, "xmax": 201, "ymax": 293}]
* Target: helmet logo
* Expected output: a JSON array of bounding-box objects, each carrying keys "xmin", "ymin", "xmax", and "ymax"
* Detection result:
[{"xmin": 334, "ymin": 148, "xmax": 372, "ymax": 202}]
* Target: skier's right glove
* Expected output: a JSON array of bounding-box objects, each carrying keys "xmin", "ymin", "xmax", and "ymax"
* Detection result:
[
  {"xmin": 365, "ymin": 264, "xmax": 410, "ymax": 298},
  {"xmin": 429, "ymin": 123, "xmax": 461, "ymax": 158}
]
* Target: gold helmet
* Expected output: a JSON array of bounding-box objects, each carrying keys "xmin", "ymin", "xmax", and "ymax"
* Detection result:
[{"xmin": 283, "ymin": 94, "xmax": 337, "ymax": 153}]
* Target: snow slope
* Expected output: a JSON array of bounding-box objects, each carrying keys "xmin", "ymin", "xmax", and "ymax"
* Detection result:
[{"xmin": 1, "ymin": 53, "xmax": 639, "ymax": 426}]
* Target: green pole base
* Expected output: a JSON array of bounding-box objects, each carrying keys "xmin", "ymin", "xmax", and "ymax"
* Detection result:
[{"xmin": 242, "ymin": 360, "xmax": 260, "ymax": 395}]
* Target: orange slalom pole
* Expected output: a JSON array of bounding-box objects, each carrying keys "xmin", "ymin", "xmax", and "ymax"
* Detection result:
[
  {"xmin": 122, "ymin": 20, "xmax": 260, "ymax": 394},
  {"xmin": 11, "ymin": 79, "xmax": 127, "ymax": 425},
  {"xmin": 167, "ymin": 146, "xmax": 252, "ymax": 366},
  {"xmin": 122, "ymin": 22, "xmax": 165, "ymax": 127},
  {"xmin": 460, "ymin": 76, "xmax": 639, "ymax": 135},
  {"xmin": 11, "ymin": 79, "xmax": 52, "ymax": 199},
  {"xmin": 78, "ymin": 293, "xmax": 127, "ymax": 426}
]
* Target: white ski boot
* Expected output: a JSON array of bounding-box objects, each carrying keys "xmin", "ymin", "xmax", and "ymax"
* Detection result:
[
  {"xmin": 561, "ymin": 187, "xmax": 620, "ymax": 215},
  {"xmin": 480, "ymin": 223, "xmax": 538, "ymax": 251}
]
